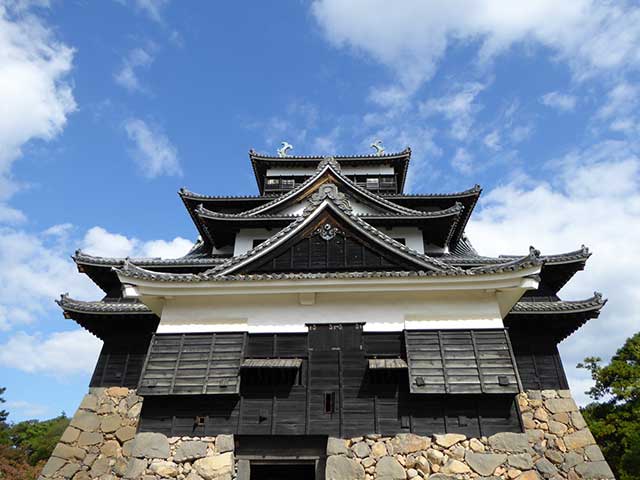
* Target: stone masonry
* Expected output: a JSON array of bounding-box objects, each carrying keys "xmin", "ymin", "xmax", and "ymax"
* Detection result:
[{"xmin": 40, "ymin": 389, "xmax": 615, "ymax": 480}]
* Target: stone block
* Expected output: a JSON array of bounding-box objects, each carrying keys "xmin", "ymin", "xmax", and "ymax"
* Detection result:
[
  {"xmin": 193, "ymin": 452, "xmax": 234, "ymax": 480},
  {"xmin": 175, "ymin": 440, "xmax": 208, "ymax": 462},
  {"xmin": 77, "ymin": 431, "xmax": 103, "ymax": 447},
  {"xmin": 570, "ymin": 411, "xmax": 587, "ymax": 429},
  {"xmin": 131, "ymin": 432, "xmax": 171, "ymax": 459},
  {"xmin": 584, "ymin": 444, "xmax": 605, "ymax": 462},
  {"xmin": 100, "ymin": 414, "xmax": 122, "ymax": 433},
  {"xmin": 575, "ymin": 461, "xmax": 615, "ymax": 479},
  {"xmin": 547, "ymin": 420, "xmax": 568, "ymax": 436},
  {"xmin": 149, "ymin": 460, "xmax": 179, "ymax": 477},
  {"xmin": 545, "ymin": 448, "xmax": 564, "ymax": 464},
  {"xmin": 78, "ymin": 394, "xmax": 98, "ymax": 412},
  {"xmin": 563, "ymin": 429, "xmax": 596, "ymax": 450},
  {"xmin": 465, "ymin": 452, "xmax": 507, "ymax": 476},
  {"xmin": 508, "ymin": 453, "xmax": 533, "ymax": 470},
  {"xmin": 60, "ymin": 426, "xmax": 81, "ymax": 444},
  {"xmin": 371, "ymin": 441, "xmax": 387, "ymax": 457},
  {"xmin": 433, "ymin": 433, "xmax": 466, "ymax": 448},
  {"xmin": 441, "ymin": 459, "xmax": 470, "ymax": 474},
  {"xmin": 116, "ymin": 425, "xmax": 137, "ymax": 443},
  {"xmin": 58, "ymin": 462, "xmax": 80, "ymax": 478},
  {"xmin": 90, "ymin": 456, "xmax": 111, "ymax": 477},
  {"xmin": 327, "ymin": 437, "xmax": 348, "ymax": 456},
  {"xmin": 100, "ymin": 439, "xmax": 121, "ymax": 457},
  {"xmin": 488, "ymin": 432, "xmax": 529, "ymax": 453},
  {"xmin": 70, "ymin": 411, "xmax": 100, "ymax": 432},
  {"xmin": 52, "ymin": 443, "xmax": 85, "ymax": 461},
  {"xmin": 105, "ymin": 386, "xmax": 130, "ymax": 398},
  {"xmin": 544, "ymin": 398, "xmax": 578, "ymax": 414},
  {"xmin": 352, "ymin": 441, "xmax": 371, "ymax": 458},
  {"xmin": 215, "ymin": 434, "xmax": 234, "ymax": 453},
  {"xmin": 516, "ymin": 472, "xmax": 541, "ymax": 480},
  {"xmin": 124, "ymin": 458, "xmax": 147, "ymax": 479},
  {"xmin": 40, "ymin": 456, "xmax": 66, "ymax": 477},
  {"xmin": 390, "ymin": 433, "xmax": 430, "ymax": 454},
  {"xmin": 326, "ymin": 455, "xmax": 365, "ymax": 480},
  {"xmin": 535, "ymin": 457, "xmax": 558, "ymax": 475},
  {"xmin": 375, "ymin": 456, "xmax": 406, "ymax": 480}
]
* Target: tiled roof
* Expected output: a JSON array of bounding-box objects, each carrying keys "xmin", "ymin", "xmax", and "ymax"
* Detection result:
[
  {"xmin": 73, "ymin": 250, "xmax": 228, "ymax": 268},
  {"xmin": 510, "ymin": 293, "xmax": 606, "ymax": 314},
  {"xmin": 56, "ymin": 294, "xmax": 152, "ymax": 314},
  {"xmin": 115, "ymin": 193, "xmax": 542, "ymax": 283}
]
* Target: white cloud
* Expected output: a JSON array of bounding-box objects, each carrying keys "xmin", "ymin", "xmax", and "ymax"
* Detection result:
[
  {"xmin": 82, "ymin": 226, "xmax": 192, "ymax": 259},
  {"xmin": 0, "ymin": 2, "xmax": 75, "ymax": 212},
  {"xmin": 420, "ymin": 82, "xmax": 485, "ymax": 141},
  {"xmin": 0, "ymin": 223, "xmax": 193, "ymax": 377},
  {"xmin": 312, "ymin": 0, "xmax": 640, "ymax": 98},
  {"xmin": 595, "ymin": 82, "xmax": 639, "ymax": 134},
  {"xmin": 114, "ymin": 47, "xmax": 154, "ymax": 92},
  {"xmin": 540, "ymin": 91, "xmax": 577, "ymax": 112},
  {"xmin": 0, "ymin": 225, "xmax": 99, "ymax": 331},
  {"xmin": 5, "ymin": 400, "xmax": 49, "ymax": 419},
  {"xmin": 468, "ymin": 139, "xmax": 640, "ymax": 405},
  {"xmin": 0, "ymin": 330, "xmax": 101, "ymax": 376},
  {"xmin": 124, "ymin": 118, "xmax": 182, "ymax": 178},
  {"xmin": 483, "ymin": 130, "xmax": 501, "ymax": 150},
  {"xmin": 451, "ymin": 148, "xmax": 473, "ymax": 174},
  {"xmin": 132, "ymin": 0, "xmax": 169, "ymax": 23}
]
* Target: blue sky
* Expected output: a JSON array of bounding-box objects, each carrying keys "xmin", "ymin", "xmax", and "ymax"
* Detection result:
[{"xmin": 1, "ymin": 0, "xmax": 640, "ymax": 421}]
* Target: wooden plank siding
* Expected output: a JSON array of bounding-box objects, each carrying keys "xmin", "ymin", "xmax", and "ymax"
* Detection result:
[
  {"xmin": 90, "ymin": 335, "xmax": 150, "ymax": 388},
  {"xmin": 138, "ymin": 333, "xmax": 245, "ymax": 395},
  {"xmin": 405, "ymin": 330, "xmax": 521, "ymax": 395},
  {"xmin": 510, "ymin": 334, "xmax": 569, "ymax": 390},
  {"xmin": 137, "ymin": 329, "xmax": 522, "ymax": 437}
]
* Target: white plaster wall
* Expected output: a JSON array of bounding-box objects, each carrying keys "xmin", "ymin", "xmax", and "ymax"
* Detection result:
[
  {"xmin": 378, "ymin": 227, "xmax": 424, "ymax": 253},
  {"xmin": 233, "ymin": 228, "xmax": 280, "ymax": 256},
  {"xmin": 156, "ymin": 290, "xmax": 504, "ymax": 333}
]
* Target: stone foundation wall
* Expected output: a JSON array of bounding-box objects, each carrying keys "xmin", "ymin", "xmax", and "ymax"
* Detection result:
[
  {"xmin": 40, "ymin": 389, "xmax": 615, "ymax": 480},
  {"xmin": 38, "ymin": 388, "xmax": 234, "ymax": 480},
  {"xmin": 326, "ymin": 390, "xmax": 615, "ymax": 480}
]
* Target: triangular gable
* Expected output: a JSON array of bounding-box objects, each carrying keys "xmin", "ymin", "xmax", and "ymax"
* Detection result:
[
  {"xmin": 242, "ymin": 158, "xmax": 423, "ymax": 218},
  {"xmin": 213, "ymin": 188, "xmax": 461, "ymax": 277}
]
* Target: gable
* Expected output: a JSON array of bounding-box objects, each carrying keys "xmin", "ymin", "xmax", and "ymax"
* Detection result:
[{"xmin": 242, "ymin": 210, "xmax": 419, "ymax": 274}]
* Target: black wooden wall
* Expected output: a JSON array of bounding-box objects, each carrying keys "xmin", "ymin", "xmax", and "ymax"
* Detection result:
[
  {"xmin": 510, "ymin": 334, "xmax": 569, "ymax": 390},
  {"xmin": 90, "ymin": 335, "xmax": 150, "ymax": 389},
  {"xmin": 138, "ymin": 327, "xmax": 522, "ymax": 438}
]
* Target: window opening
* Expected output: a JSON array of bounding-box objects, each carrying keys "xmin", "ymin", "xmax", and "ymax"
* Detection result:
[{"xmin": 324, "ymin": 392, "xmax": 335, "ymax": 414}]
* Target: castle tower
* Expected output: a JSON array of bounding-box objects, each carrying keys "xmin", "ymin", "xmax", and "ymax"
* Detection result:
[{"xmin": 42, "ymin": 147, "xmax": 614, "ymax": 480}]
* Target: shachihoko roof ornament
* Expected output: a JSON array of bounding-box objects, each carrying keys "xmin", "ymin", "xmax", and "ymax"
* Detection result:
[
  {"xmin": 370, "ymin": 140, "xmax": 384, "ymax": 155},
  {"xmin": 277, "ymin": 141, "xmax": 293, "ymax": 157}
]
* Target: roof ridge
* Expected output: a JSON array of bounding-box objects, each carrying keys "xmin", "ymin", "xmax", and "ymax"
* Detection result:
[
  {"xmin": 195, "ymin": 201, "xmax": 464, "ymax": 220},
  {"xmin": 382, "ymin": 184, "xmax": 482, "ymax": 198},
  {"xmin": 248, "ymin": 147, "xmax": 411, "ymax": 160}
]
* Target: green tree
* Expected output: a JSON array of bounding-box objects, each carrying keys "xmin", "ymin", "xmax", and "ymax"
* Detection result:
[
  {"xmin": 8, "ymin": 415, "xmax": 69, "ymax": 465},
  {"xmin": 578, "ymin": 331, "xmax": 640, "ymax": 480}
]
